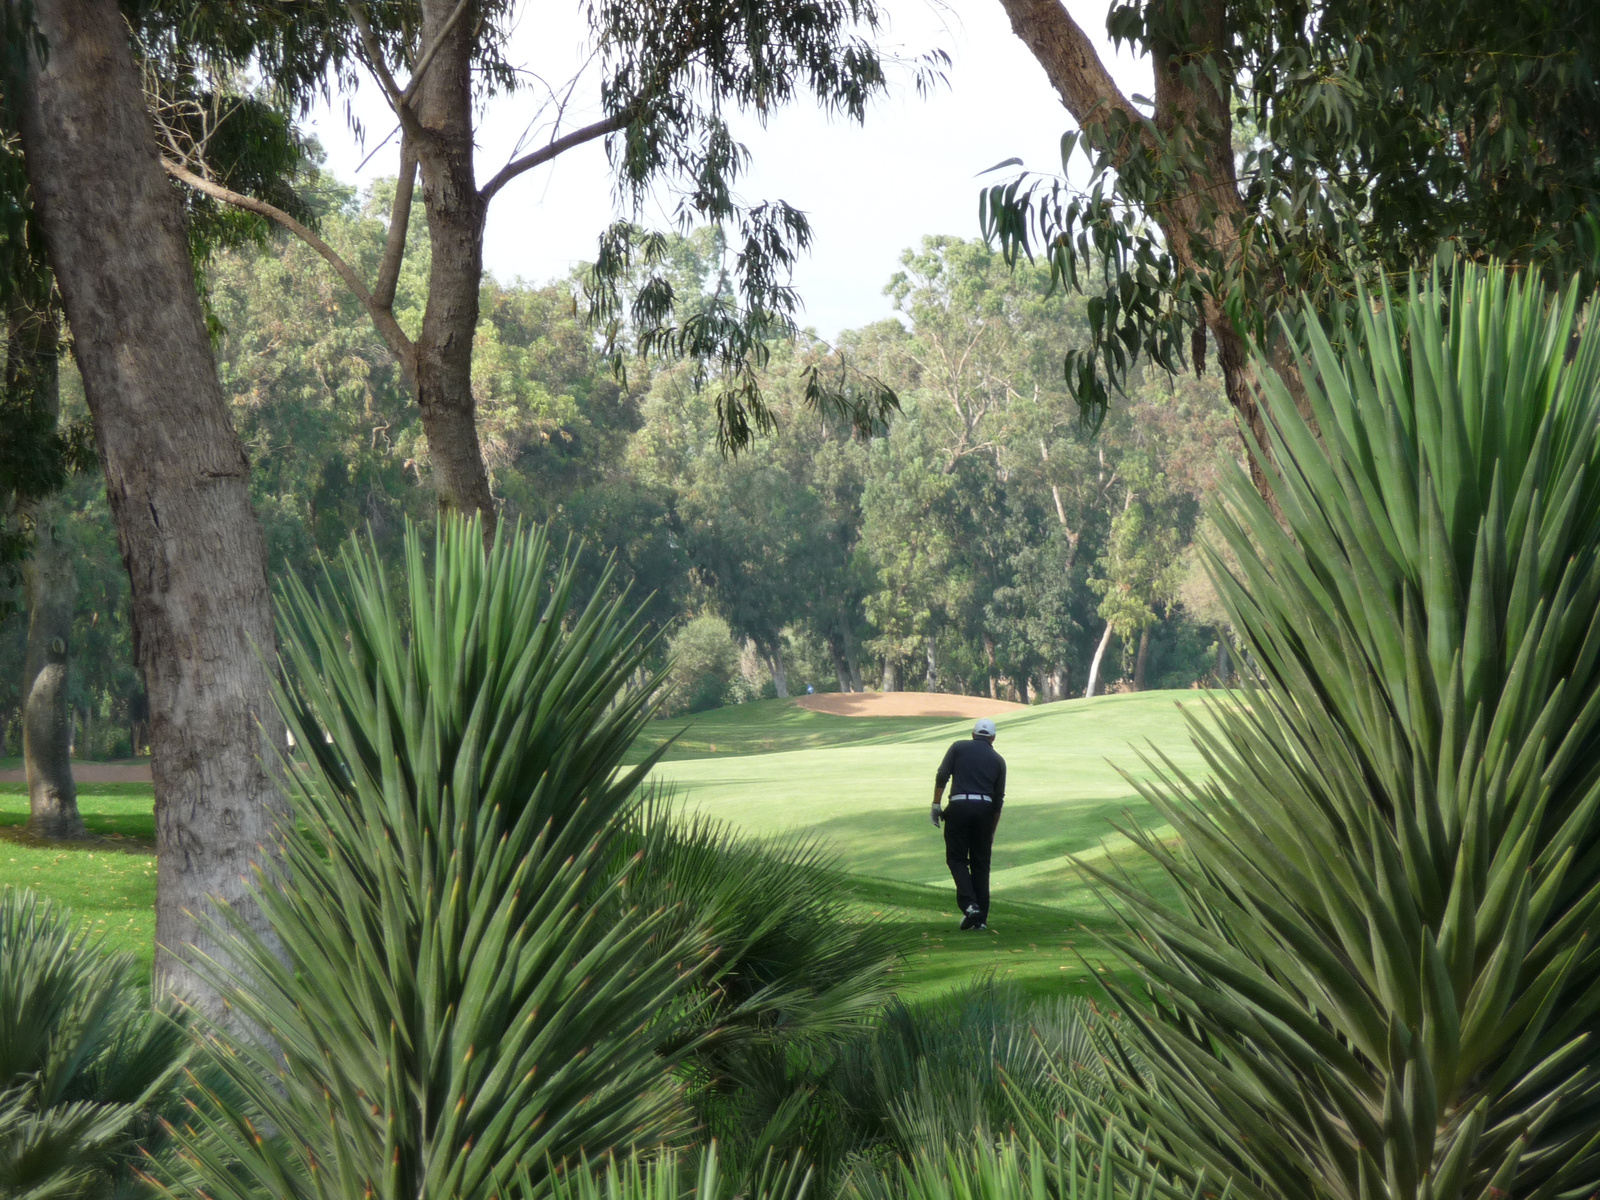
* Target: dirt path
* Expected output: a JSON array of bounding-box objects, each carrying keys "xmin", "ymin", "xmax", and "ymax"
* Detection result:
[
  {"xmin": 795, "ymin": 692, "xmax": 1028, "ymax": 719},
  {"xmin": 0, "ymin": 762, "xmax": 153, "ymax": 784}
]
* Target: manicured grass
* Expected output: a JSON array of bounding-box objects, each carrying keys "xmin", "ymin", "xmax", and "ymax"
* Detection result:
[
  {"xmin": 0, "ymin": 783, "xmax": 157, "ymax": 972},
  {"xmin": 0, "ymin": 690, "xmax": 1213, "ymax": 998},
  {"xmin": 626, "ymin": 699, "xmax": 955, "ymax": 763},
  {"xmin": 838, "ymin": 874, "xmax": 1122, "ymax": 1003},
  {"xmin": 647, "ymin": 690, "xmax": 1208, "ymax": 906}
]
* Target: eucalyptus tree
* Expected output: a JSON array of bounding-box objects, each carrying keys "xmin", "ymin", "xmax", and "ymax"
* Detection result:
[
  {"xmin": 166, "ymin": 0, "xmax": 913, "ymax": 534},
  {"xmin": 985, "ymin": 0, "xmax": 1600, "ymax": 498},
  {"xmin": 12, "ymin": 0, "xmax": 292, "ymax": 1010}
]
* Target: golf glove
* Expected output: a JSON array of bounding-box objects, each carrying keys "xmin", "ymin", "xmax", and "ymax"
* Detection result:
[{"xmin": 931, "ymin": 804, "xmax": 942, "ymax": 828}]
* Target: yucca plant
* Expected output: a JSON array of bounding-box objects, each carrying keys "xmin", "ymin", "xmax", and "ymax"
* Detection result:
[
  {"xmin": 0, "ymin": 887, "xmax": 188, "ymax": 1200},
  {"xmin": 157, "ymin": 518, "xmax": 716, "ymax": 1200},
  {"xmin": 546, "ymin": 1143, "xmax": 809, "ymax": 1200},
  {"xmin": 612, "ymin": 810, "xmax": 898, "ymax": 1185},
  {"xmin": 1085, "ymin": 264, "xmax": 1600, "ymax": 1200},
  {"xmin": 843, "ymin": 1133, "xmax": 1171, "ymax": 1200}
]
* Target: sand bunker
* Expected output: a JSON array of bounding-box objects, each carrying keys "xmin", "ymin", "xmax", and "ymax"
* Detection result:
[
  {"xmin": 0, "ymin": 762, "xmax": 153, "ymax": 785},
  {"xmin": 795, "ymin": 692, "xmax": 1028, "ymax": 719}
]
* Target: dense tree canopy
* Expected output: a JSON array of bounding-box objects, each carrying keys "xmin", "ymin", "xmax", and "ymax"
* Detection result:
[
  {"xmin": 986, "ymin": 0, "xmax": 1600, "ymax": 495},
  {"xmin": 1, "ymin": 223, "xmax": 1235, "ymax": 751}
]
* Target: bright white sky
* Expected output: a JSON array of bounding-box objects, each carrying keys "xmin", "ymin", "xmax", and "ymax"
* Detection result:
[{"xmin": 303, "ymin": 1, "xmax": 1149, "ymax": 342}]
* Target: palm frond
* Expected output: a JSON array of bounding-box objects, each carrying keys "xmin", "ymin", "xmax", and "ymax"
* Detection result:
[{"xmin": 0, "ymin": 888, "xmax": 188, "ymax": 1200}]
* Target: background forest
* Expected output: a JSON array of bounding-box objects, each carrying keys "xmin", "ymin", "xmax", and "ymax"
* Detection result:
[{"xmin": 0, "ymin": 166, "xmax": 1234, "ymax": 757}]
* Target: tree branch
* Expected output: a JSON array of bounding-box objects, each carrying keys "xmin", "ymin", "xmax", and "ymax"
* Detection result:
[
  {"xmin": 162, "ymin": 159, "xmax": 418, "ymax": 382},
  {"xmin": 993, "ymin": 0, "xmax": 1148, "ymax": 136},
  {"xmin": 402, "ymin": 0, "xmax": 473, "ymax": 106},
  {"xmin": 375, "ymin": 136, "xmax": 418, "ymax": 310},
  {"xmin": 478, "ymin": 111, "xmax": 631, "ymax": 204},
  {"xmin": 345, "ymin": 0, "xmax": 427, "ymax": 145}
]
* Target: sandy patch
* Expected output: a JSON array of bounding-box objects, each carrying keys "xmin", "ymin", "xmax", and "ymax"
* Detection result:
[
  {"xmin": 0, "ymin": 762, "xmax": 153, "ymax": 785},
  {"xmin": 795, "ymin": 692, "xmax": 1028, "ymax": 719}
]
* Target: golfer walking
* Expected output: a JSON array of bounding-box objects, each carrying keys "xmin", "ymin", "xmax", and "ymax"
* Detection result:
[{"xmin": 931, "ymin": 717, "xmax": 1006, "ymax": 930}]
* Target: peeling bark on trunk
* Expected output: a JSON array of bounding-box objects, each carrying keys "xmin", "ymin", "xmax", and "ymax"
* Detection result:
[
  {"xmin": 23, "ymin": 499, "xmax": 81, "ymax": 839},
  {"xmin": 411, "ymin": 0, "xmax": 497, "ymax": 532},
  {"xmin": 16, "ymin": 0, "xmax": 286, "ymax": 1011},
  {"xmin": 1085, "ymin": 622, "xmax": 1115, "ymax": 698}
]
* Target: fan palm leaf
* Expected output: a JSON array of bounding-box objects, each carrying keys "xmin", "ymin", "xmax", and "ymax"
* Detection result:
[
  {"xmin": 0, "ymin": 888, "xmax": 188, "ymax": 1200},
  {"xmin": 1087, "ymin": 265, "xmax": 1600, "ymax": 1200}
]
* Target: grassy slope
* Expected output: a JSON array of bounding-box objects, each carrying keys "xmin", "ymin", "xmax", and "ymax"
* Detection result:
[{"xmin": 0, "ymin": 690, "xmax": 1211, "ymax": 998}]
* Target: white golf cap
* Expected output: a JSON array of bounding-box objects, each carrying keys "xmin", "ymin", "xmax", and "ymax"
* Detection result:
[{"xmin": 974, "ymin": 717, "xmax": 997, "ymax": 738}]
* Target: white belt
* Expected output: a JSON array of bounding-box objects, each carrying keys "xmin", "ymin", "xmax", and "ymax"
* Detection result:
[{"xmin": 950, "ymin": 794, "xmax": 992, "ymax": 802}]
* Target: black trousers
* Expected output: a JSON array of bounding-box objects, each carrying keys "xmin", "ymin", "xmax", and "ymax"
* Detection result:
[{"xmin": 943, "ymin": 800, "xmax": 995, "ymax": 919}]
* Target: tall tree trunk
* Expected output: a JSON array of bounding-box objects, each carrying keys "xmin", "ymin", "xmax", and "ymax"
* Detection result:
[
  {"xmin": 1133, "ymin": 625, "xmax": 1152, "ymax": 691},
  {"xmin": 1216, "ymin": 636, "xmax": 1231, "ymax": 684},
  {"xmin": 411, "ymin": 0, "xmax": 497, "ymax": 533},
  {"xmin": 827, "ymin": 632, "xmax": 854, "ymax": 693},
  {"xmin": 16, "ymin": 0, "xmax": 286, "ymax": 1010},
  {"xmin": 924, "ymin": 637, "xmax": 940, "ymax": 693},
  {"xmin": 983, "ymin": 633, "xmax": 998, "ymax": 699},
  {"xmin": 881, "ymin": 658, "xmax": 899, "ymax": 692},
  {"xmin": 842, "ymin": 625, "xmax": 864, "ymax": 691},
  {"xmin": 1085, "ymin": 621, "xmax": 1114, "ymax": 698},
  {"xmin": 8, "ymin": 293, "xmax": 80, "ymax": 837},
  {"xmin": 1052, "ymin": 663, "xmax": 1069, "ymax": 701},
  {"xmin": 22, "ymin": 498, "xmax": 80, "ymax": 839},
  {"xmin": 768, "ymin": 646, "xmax": 789, "ymax": 699}
]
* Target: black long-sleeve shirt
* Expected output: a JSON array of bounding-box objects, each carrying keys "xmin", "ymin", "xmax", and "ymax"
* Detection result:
[{"xmin": 936, "ymin": 737, "xmax": 1007, "ymax": 813}]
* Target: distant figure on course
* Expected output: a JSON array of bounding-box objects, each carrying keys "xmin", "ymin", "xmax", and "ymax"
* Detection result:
[{"xmin": 931, "ymin": 717, "xmax": 1006, "ymax": 930}]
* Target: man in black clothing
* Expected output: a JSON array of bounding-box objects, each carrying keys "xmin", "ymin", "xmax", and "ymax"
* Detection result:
[{"xmin": 932, "ymin": 717, "xmax": 1006, "ymax": 930}]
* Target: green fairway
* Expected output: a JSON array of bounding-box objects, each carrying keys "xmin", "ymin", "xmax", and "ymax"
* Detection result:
[
  {"xmin": 625, "ymin": 699, "xmax": 955, "ymax": 763},
  {"xmin": 648, "ymin": 690, "xmax": 1207, "ymax": 907},
  {"xmin": 0, "ymin": 689, "xmax": 1211, "ymax": 997}
]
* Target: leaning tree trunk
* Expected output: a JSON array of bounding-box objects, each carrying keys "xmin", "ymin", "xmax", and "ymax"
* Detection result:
[
  {"xmin": 767, "ymin": 646, "xmax": 789, "ymax": 699},
  {"xmin": 410, "ymin": 0, "xmax": 498, "ymax": 534},
  {"xmin": 22, "ymin": 499, "xmax": 80, "ymax": 839},
  {"xmin": 16, "ymin": 0, "xmax": 286, "ymax": 1010},
  {"xmin": 1085, "ymin": 621, "xmax": 1114, "ymax": 698},
  {"xmin": 1133, "ymin": 625, "xmax": 1152, "ymax": 691},
  {"xmin": 996, "ymin": 0, "xmax": 1308, "ymax": 509}
]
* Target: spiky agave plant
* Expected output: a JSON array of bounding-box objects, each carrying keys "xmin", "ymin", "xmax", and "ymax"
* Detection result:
[
  {"xmin": 1087, "ymin": 265, "xmax": 1600, "ymax": 1200},
  {"xmin": 159, "ymin": 517, "xmax": 714, "ymax": 1200},
  {"xmin": 0, "ymin": 888, "xmax": 188, "ymax": 1200}
]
